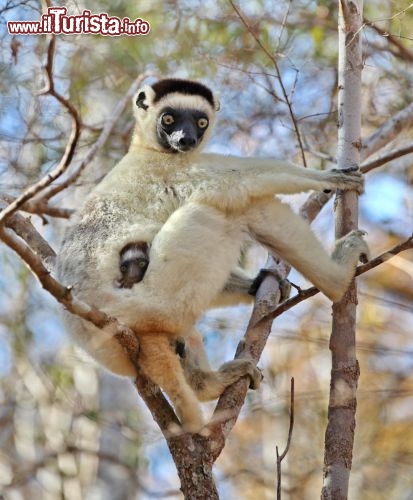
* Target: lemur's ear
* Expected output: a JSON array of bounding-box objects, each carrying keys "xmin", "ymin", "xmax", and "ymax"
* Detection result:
[
  {"xmin": 135, "ymin": 85, "xmax": 155, "ymax": 111},
  {"xmin": 214, "ymin": 95, "xmax": 220, "ymax": 112},
  {"xmin": 136, "ymin": 91, "xmax": 148, "ymax": 110}
]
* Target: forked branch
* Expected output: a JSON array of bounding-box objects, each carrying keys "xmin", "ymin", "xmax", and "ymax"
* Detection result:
[{"xmin": 0, "ymin": 34, "xmax": 81, "ymax": 224}]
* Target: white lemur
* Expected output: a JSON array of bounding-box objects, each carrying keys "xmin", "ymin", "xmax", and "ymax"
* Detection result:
[{"xmin": 57, "ymin": 78, "xmax": 368, "ymax": 432}]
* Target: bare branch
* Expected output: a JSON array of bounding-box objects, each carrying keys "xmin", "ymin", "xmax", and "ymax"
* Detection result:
[
  {"xmin": 0, "ymin": 193, "xmax": 74, "ymax": 220},
  {"xmin": 364, "ymin": 16, "xmax": 413, "ymax": 62},
  {"xmin": 361, "ymin": 102, "xmax": 413, "ymax": 161},
  {"xmin": 299, "ymin": 191, "xmax": 333, "ymax": 221},
  {"xmin": 1, "ymin": 72, "xmax": 154, "ymax": 221},
  {"xmin": 361, "ymin": 143, "xmax": 413, "ymax": 173},
  {"xmin": 0, "ymin": 35, "xmax": 81, "ymax": 225},
  {"xmin": 208, "ymin": 257, "xmax": 290, "ymax": 453},
  {"xmin": 0, "ymin": 227, "xmax": 140, "ymax": 367},
  {"xmin": 305, "ymin": 100, "xmax": 413, "ymax": 172},
  {"xmin": 302, "ymin": 101, "xmax": 413, "ymax": 173},
  {"xmin": 227, "ymin": 0, "xmax": 307, "ymax": 166},
  {"xmin": 0, "ymin": 200, "xmax": 56, "ymax": 263},
  {"xmin": 354, "ymin": 234, "xmax": 413, "ymax": 275},
  {"xmin": 322, "ymin": 2, "xmax": 364, "ymax": 493},
  {"xmin": 276, "ymin": 377, "xmax": 295, "ymax": 500},
  {"xmin": 41, "ymin": 70, "xmax": 155, "ymax": 201}
]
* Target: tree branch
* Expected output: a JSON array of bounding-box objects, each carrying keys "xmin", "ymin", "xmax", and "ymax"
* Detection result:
[
  {"xmin": 364, "ymin": 16, "xmax": 413, "ymax": 63},
  {"xmin": 0, "ymin": 193, "xmax": 74, "ymax": 220},
  {"xmin": 208, "ymin": 258, "xmax": 291, "ymax": 455},
  {"xmin": 361, "ymin": 102, "xmax": 413, "ymax": 161},
  {"xmin": 0, "ymin": 200, "xmax": 56, "ymax": 263},
  {"xmin": 0, "ymin": 226, "xmax": 140, "ymax": 368},
  {"xmin": 0, "ymin": 34, "xmax": 81, "ymax": 225},
  {"xmin": 41, "ymin": 70, "xmax": 155, "ymax": 201},
  {"xmin": 227, "ymin": 0, "xmax": 307, "ymax": 166},
  {"xmin": 322, "ymin": 2, "xmax": 364, "ymax": 494},
  {"xmin": 276, "ymin": 377, "xmax": 295, "ymax": 500},
  {"xmin": 361, "ymin": 143, "xmax": 413, "ymax": 173}
]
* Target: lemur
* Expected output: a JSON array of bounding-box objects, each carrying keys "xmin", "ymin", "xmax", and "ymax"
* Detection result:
[
  {"xmin": 57, "ymin": 78, "xmax": 368, "ymax": 432},
  {"xmin": 116, "ymin": 242, "xmax": 150, "ymax": 289}
]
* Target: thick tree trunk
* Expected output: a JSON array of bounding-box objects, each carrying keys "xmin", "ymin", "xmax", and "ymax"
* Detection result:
[
  {"xmin": 168, "ymin": 434, "xmax": 219, "ymax": 500},
  {"xmin": 321, "ymin": 1, "xmax": 363, "ymax": 498}
]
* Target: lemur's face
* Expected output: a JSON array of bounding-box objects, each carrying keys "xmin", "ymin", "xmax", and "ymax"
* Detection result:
[
  {"xmin": 134, "ymin": 79, "xmax": 219, "ymax": 154},
  {"xmin": 156, "ymin": 106, "xmax": 209, "ymax": 153}
]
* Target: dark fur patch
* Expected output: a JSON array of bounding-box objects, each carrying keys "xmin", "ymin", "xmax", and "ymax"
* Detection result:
[
  {"xmin": 136, "ymin": 91, "xmax": 148, "ymax": 110},
  {"xmin": 151, "ymin": 79, "xmax": 214, "ymax": 108},
  {"xmin": 121, "ymin": 241, "xmax": 149, "ymax": 255},
  {"xmin": 175, "ymin": 338, "xmax": 186, "ymax": 358}
]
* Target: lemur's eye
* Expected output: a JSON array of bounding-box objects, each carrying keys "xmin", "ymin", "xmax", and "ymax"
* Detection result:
[
  {"xmin": 138, "ymin": 260, "xmax": 147, "ymax": 268},
  {"xmin": 162, "ymin": 114, "xmax": 174, "ymax": 125},
  {"xmin": 120, "ymin": 263, "xmax": 128, "ymax": 273},
  {"xmin": 197, "ymin": 118, "xmax": 209, "ymax": 129}
]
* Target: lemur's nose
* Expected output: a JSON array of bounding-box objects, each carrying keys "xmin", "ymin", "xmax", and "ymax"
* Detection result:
[{"xmin": 179, "ymin": 136, "xmax": 196, "ymax": 148}]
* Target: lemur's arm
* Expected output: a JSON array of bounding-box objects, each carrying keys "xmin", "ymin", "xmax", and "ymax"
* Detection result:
[{"xmin": 200, "ymin": 154, "xmax": 364, "ymax": 198}]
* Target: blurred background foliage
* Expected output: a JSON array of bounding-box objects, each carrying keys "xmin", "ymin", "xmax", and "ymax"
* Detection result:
[{"xmin": 0, "ymin": 0, "xmax": 412, "ymax": 498}]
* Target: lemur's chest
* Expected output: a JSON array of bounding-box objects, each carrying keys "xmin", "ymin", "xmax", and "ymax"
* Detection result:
[
  {"xmin": 153, "ymin": 177, "xmax": 194, "ymax": 214},
  {"xmin": 127, "ymin": 171, "xmax": 193, "ymax": 221},
  {"xmin": 103, "ymin": 159, "xmax": 210, "ymax": 222}
]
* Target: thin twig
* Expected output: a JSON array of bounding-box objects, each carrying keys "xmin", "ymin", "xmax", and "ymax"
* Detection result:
[
  {"xmin": 361, "ymin": 102, "xmax": 413, "ymax": 161},
  {"xmin": 305, "ymin": 100, "xmax": 413, "ymax": 170},
  {"xmin": 0, "ymin": 35, "xmax": 81, "ymax": 225},
  {"xmin": 227, "ymin": 0, "xmax": 307, "ymax": 167},
  {"xmin": 361, "ymin": 144, "xmax": 413, "ymax": 173},
  {"xmin": 364, "ymin": 15, "xmax": 413, "ymax": 62},
  {"xmin": 276, "ymin": 377, "xmax": 295, "ymax": 500},
  {"xmin": 41, "ymin": 70, "xmax": 155, "ymax": 201},
  {"xmin": 0, "ymin": 194, "xmax": 73, "ymax": 220}
]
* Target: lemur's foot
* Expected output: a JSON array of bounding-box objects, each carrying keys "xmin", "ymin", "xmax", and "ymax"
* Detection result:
[
  {"xmin": 248, "ymin": 365, "xmax": 263, "ymax": 390},
  {"xmin": 333, "ymin": 229, "xmax": 370, "ymax": 265},
  {"xmin": 324, "ymin": 167, "xmax": 364, "ymax": 194},
  {"xmin": 249, "ymin": 268, "xmax": 291, "ymax": 302},
  {"xmin": 218, "ymin": 359, "xmax": 263, "ymax": 391}
]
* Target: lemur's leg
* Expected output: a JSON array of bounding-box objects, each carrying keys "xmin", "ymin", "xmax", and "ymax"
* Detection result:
[
  {"xmin": 245, "ymin": 198, "xmax": 368, "ymax": 302},
  {"xmin": 178, "ymin": 329, "xmax": 262, "ymax": 401},
  {"xmin": 103, "ymin": 203, "xmax": 260, "ymax": 431},
  {"xmin": 138, "ymin": 333, "xmax": 204, "ymax": 433}
]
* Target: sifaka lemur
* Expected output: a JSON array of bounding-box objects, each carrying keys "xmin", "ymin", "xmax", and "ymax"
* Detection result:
[{"xmin": 57, "ymin": 78, "xmax": 368, "ymax": 432}]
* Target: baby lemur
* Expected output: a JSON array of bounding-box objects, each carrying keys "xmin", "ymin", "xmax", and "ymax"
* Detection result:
[{"xmin": 116, "ymin": 243, "xmax": 150, "ymax": 289}]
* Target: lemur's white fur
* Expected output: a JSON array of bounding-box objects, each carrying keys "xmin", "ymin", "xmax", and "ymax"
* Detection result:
[{"xmin": 57, "ymin": 78, "xmax": 368, "ymax": 432}]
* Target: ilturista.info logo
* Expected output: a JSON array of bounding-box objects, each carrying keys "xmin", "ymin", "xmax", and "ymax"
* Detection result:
[{"xmin": 8, "ymin": 7, "xmax": 151, "ymax": 36}]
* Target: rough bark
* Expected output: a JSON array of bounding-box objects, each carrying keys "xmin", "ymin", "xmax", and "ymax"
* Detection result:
[{"xmin": 321, "ymin": 1, "xmax": 363, "ymax": 499}]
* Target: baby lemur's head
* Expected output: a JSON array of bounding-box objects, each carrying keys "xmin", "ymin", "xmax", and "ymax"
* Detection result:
[{"xmin": 133, "ymin": 78, "xmax": 219, "ymax": 153}]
